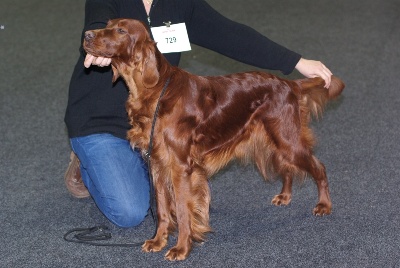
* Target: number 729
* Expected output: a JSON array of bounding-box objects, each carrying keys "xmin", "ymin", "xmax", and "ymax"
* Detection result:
[{"xmin": 165, "ymin": 37, "xmax": 177, "ymax": 43}]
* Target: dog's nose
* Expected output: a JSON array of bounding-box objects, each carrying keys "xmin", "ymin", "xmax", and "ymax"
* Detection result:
[{"xmin": 84, "ymin": 31, "xmax": 95, "ymax": 41}]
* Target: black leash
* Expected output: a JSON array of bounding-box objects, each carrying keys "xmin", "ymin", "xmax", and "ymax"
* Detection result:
[
  {"xmin": 64, "ymin": 78, "xmax": 171, "ymax": 247},
  {"xmin": 143, "ymin": 77, "xmax": 170, "ymax": 161}
]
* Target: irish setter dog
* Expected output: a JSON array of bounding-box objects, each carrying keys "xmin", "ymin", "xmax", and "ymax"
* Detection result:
[{"xmin": 83, "ymin": 19, "xmax": 344, "ymax": 261}]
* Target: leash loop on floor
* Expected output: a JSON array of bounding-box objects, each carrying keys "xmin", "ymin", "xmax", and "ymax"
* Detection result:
[{"xmin": 63, "ymin": 225, "xmax": 143, "ymax": 247}]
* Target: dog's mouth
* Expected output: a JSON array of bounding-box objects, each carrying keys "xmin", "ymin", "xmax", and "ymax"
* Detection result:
[
  {"xmin": 83, "ymin": 40, "xmax": 114, "ymax": 58},
  {"xmin": 82, "ymin": 40, "xmax": 94, "ymax": 54}
]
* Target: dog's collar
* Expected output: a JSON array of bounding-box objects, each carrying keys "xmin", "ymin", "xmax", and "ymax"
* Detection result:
[{"xmin": 143, "ymin": 77, "xmax": 171, "ymax": 162}]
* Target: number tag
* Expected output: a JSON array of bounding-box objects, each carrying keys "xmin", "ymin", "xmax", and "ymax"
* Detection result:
[{"xmin": 150, "ymin": 23, "xmax": 191, "ymax": 53}]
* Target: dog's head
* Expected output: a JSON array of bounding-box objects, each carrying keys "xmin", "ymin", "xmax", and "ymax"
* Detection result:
[{"xmin": 83, "ymin": 18, "xmax": 159, "ymax": 88}]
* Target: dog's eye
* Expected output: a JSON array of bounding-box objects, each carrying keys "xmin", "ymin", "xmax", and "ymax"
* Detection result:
[{"xmin": 117, "ymin": 28, "xmax": 127, "ymax": 34}]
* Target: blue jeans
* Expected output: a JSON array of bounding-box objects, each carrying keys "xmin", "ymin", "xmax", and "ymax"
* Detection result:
[{"xmin": 70, "ymin": 134, "xmax": 150, "ymax": 227}]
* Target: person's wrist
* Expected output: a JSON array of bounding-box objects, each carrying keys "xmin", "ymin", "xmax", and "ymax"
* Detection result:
[{"xmin": 294, "ymin": 58, "xmax": 305, "ymax": 70}]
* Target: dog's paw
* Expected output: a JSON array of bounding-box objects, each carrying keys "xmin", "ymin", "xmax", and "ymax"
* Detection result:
[
  {"xmin": 271, "ymin": 194, "xmax": 292, "ymax": 206},
  {"xmin": 313, "ymin": 203, "xmax": 332, "ymax": 216},
  {"xmin": 165, "ymin": 246, "xmax": 190, "ymax": 261},
  {"xmin": 142, "ymin": 238, "xmax": 167, "ymax": 253}
]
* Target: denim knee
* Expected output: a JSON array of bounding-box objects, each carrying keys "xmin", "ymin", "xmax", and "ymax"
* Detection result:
[
  {"xmin": 70, "ymin": 134, "xmax": 150, "ymax": 228},
  {"xmin": 106, "ymin": 202, "xmax": 149, "ymax": 228}
]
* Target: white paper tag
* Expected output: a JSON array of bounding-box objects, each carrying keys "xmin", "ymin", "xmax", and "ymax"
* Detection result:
[{"xmin": 150, "ymin": 23, "xmax": 191, "ymax": 53}]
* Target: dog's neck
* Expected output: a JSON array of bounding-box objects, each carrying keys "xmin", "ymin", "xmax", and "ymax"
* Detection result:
[
  {"xmin": 114, "ymin": 46, "xmax": 175, "ymax": 124},
  {"xmin": 124, "ymin": 69, "xmax": 142, "ymax": 101},
  {"xmin": 121, "ymin": 50, "xmax": 173, "ymax": 151}
]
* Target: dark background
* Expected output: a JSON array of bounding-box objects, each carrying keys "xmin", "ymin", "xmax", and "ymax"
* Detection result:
[{"xmin": 1, "ymin": 0, "xmax": 399, "ymax": 267}]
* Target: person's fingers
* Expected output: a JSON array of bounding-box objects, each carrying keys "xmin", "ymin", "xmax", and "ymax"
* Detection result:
[
  {"xmin": 87, "ymin": 56, "xmax": 111, "ymax": 67},
  {"xmin": 325, "ymin": 65, "xmax": 333, "ymax": 76},
  {"xmin": 100, "ymin": 57, "xmax": 111, "ymax": 67},
  {"xmin": 84, "ymin": 54, "xmax": 95, "ymax": 68},
  {"xmin": 93, "ymin": 56, "xmax": 104, "ymax": 66},
  {"xmin": 320, "ymin": 64, "xmax": 332, "ymax": 88},
  {"xmin": 323, "ymin": 71, "xmax": 331, "ymax": 88}
]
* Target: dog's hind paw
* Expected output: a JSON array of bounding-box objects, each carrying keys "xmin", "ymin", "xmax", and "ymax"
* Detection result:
[
  {"xmin": 313, "ymin": 203, "xmax": 332, "ymax": 216},
  {"xmin": 271, "ymin": 194, "xmax": 292, "ymax": 206}
]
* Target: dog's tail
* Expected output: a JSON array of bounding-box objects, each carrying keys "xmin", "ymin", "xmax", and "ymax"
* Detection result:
[{"xmin": 296, "ymin": 76, "xmax": 345, "ymax": 118}]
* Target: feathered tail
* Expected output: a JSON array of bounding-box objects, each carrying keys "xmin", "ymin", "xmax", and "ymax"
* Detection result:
[{"xmin": 296, "ymin": 76, "xmax": 345, "ymax": 118}]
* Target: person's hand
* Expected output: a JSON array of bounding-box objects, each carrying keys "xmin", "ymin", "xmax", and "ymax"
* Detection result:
[
  {"xmin": 84, "ymin": 53, "xmax": 112, "ymax": 68},
  {"xmin": 295, "ymin": 58, "xmax": 332, "ymax": 88}
]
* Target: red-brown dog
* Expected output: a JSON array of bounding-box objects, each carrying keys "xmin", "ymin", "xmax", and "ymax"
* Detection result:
[{"xmin": 83, "ymin": 18, "xmax": 344, "ymax": 261}]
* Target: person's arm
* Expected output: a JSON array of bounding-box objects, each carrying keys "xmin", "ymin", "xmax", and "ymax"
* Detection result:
[{"xmin": 185, "ymin": 0, "xmax": 331, "ymax": 87}]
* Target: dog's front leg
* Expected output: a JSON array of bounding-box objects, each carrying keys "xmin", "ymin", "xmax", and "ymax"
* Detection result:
[
  {"xmin": 165, "ymin": 166, "xmax": 211, "ymax": 261},
  {"xmin": 164, "ymin": 172, "xmax": 193, "ymax": 261},
  {"xmin": 142, "ymin": 173, "xmax": 173, "ymax": 253}
]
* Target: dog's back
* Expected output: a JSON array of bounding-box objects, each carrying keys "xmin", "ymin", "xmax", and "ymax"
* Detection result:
[{"xmin": 190, "ymin": 73, "xmax": 344, "ymax": 177}]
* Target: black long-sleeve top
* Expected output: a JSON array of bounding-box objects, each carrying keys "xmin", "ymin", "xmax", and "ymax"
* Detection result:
[{"xmin": 65, "ymin": 0, "xmax": 301, "ymax": 139}]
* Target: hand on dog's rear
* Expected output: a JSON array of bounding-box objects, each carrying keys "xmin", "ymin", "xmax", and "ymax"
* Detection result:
[
  {"xmin": 295, "ymin": 58, "xmax": 333, "ymax": 88},
  {"xmin": 84, "ymin": 53, "xmax": 111, "ymax": 68}
]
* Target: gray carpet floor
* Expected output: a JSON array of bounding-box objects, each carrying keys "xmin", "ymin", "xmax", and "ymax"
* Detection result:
[{"xmin": 1, "ymin": 0, "xmax": 399, "ymax": 267}]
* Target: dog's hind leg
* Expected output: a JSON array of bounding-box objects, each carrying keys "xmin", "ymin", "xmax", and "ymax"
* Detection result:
[
  {"xmin": 271, "ymin": 174, "xmax": 293, "ymax": 206},
  {"xmin": 268, "ymin": 141, "xmax": 331, "ymax": 215},
  {"xmin": 301, "ymin": 155, "xmax": 332, "ymax": 216},
  {"xmin": 276, "ymin": 150, "xmax": 332, "ymax": 216}
]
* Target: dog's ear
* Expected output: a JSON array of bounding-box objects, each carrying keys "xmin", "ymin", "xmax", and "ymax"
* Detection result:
[
  {"xmin": 141, "ymin": 41, "xmax": 159, "ymax": 88},
  {"xmin": 111, "ymin": 64, "xmax": 120, "ymax": 83}
]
